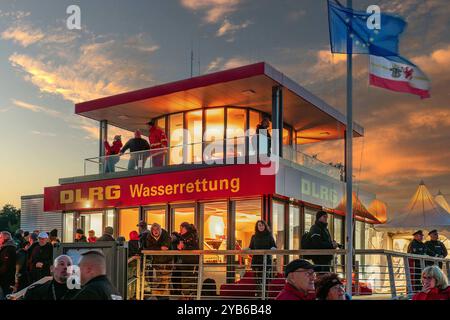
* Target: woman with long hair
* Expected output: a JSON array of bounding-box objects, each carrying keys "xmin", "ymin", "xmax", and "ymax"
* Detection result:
[{"xmin": 248, "ymin": 220, "xmax": 276, "ymax": 297}]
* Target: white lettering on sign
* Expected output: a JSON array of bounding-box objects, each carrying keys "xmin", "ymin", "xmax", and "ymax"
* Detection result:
[{"xmin": 301, "ymin": 178, "xmax": 339, "ymax": 206}]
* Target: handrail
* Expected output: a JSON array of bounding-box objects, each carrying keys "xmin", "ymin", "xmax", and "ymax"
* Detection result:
[{"xmin": 7, "ymin": 276, "xmax": 53, "ymax": 300}]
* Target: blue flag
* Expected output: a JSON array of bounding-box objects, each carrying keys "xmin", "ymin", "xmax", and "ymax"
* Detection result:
[{"xmin": 328, "ymin": 0, "xmax": 407, "ymax": 56}]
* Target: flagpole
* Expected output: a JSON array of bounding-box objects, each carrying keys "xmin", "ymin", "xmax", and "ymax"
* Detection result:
[{"xmin": 345, "ymin": 0, "xmax": 354, "ymax": 297}]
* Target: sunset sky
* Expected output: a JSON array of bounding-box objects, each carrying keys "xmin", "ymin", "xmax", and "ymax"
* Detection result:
[{"xmin": 0, "ymin": 0, "xmax": 449, "ymax": 215}]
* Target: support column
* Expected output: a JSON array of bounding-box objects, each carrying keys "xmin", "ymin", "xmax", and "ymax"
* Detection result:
[
  {"xmin": 271, "ymin": 86, "xmax": 283, "ymax": 157},
  {"xmin": 99, "ymin": 120, "xmax": 108, "ymax": 157}
]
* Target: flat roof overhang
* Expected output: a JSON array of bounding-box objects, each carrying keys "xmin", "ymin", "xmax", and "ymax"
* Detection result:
[{"xmin": 75, "ymin": 62, "xmax": 364, "ymax": 143}]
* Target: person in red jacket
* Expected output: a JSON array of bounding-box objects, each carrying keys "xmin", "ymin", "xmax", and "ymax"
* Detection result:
[
  {"xmin": 104, "ymin": 135, "xmax": 123, "ymax": 173},
  {"xmin": 147, "ymin": 120, "xmax": 168, "ymax": 167},
  {"xmin": 412, "ymin": 265, "xmax": 450, "ymax": 300},
  {"xmin": 276, "ymin": 259, "xmax": 316, "ymax": 300}
]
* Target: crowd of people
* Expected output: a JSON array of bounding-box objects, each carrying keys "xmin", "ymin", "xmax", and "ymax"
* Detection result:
[{"xmin": 1, "ymin": 207, "xmax": 448, "ymax": 300}]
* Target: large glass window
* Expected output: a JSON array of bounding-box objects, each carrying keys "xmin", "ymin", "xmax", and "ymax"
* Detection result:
[
  {"xmin": 304, "ymin": 208, "xmax": 316, "ymax": 233},
  {"xmin": 63, "ymin": 212, "xmax": 74, "ymax": 242},
  {"xmin": 226, "ymin": 108, "xmax": 246, "ymax": 159},
  {"xmin": 80, "ymin": 212, "xmax": 103, "ymax": 240},
  {"xmin": 186, "ymin": 110, "xmax": 203, "ymax": 163},
  {"xmin": 202, "ymin": 202, "xmax": 228, "ymax": 263},
  {"xmin": 169, "ymin": 113, "xmax": 184, "ymax": 165},
  {"xmin": 333, "ymin": 216, "xmax": 343, "ymax": 245},
  {"xmin": 145, "ymin": 207, "xmax": 167, "ymax": 230},
  {"xmin": 119, "ymin": 208, "xmax": 139, "ymax": 240},
  {"xmin": 355, "ymin": 220, "xmax": 364, "ymax": 250},
  {"xmin": 235, "ymin": 199, "xmax": 261, "ymax": 250},
  {"xmin": 249, "ymin": 110, "xmax": 260, "ymax": 156},
  {"xmin": 106, "ymin": 209, "xmax": 115, "ymax": 230},
  {"xmin": 204, "ymin": 108, "xmax": 225, "ymax": 161},
  {"xmin": 172, "ymin": 206, "xmax": 195, "ymax": 233},
  {"xmin": 289, "ymin": 205, "xmax": 300, "ymax": 250},
  {"xmin": 272, "ymin": 201, "xmax": 285, "ymax": 249}
]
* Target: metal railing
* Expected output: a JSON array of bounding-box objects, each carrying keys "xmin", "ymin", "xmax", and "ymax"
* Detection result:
[
  {"xmin": 84, "ymin": 135, "xmax": 342, "ymax": 180},
  {"xmin": 133, "ymin": 249, "xmax": 449, "ymax": 300},
  {"xmin": 127, "ymin": 255, "xmax": 142, "ymax": 300}
]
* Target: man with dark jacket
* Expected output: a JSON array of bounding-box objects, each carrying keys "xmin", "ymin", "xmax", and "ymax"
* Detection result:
[
  {"xmin": 24, "ymin": 255, "xmax": 79, "ymax": 300},
  {"xmin": 97, "ymin": 227, "xmax": 115, "ymax": 242},
  {"xmin": 74, "ymin": 229, "xmax": 87, "ymax": 243},
  {"xmin": 144, "ymin": 223, "xmax": 172, "ymax": 299},
  {"xmin": 407, "ymin": 230, "xmax": 431, "ymax": 292},
  {"xmin": 120, "ymin": 130, "xmax": 150, "ymax": 170},
  {"xmin": 308, "ymin": 211, "xmax": 337, "ymax": 273},
  {"xmin": 72, "ymin": 250, "xmax": 122, "ymax": 300},
  {"xmin": 28, "ymin": 232, "xmax": 53, "ymax": 283},
  {"xmin": 137, "ymin": 221, "xmax": 150, "ymax": 251},
  {"xmin": 0, "ymin": 231, "xmax": 17, "ymax": 298},
  {"xmin": 425, "ymin": 230, "xmax": 448, "ymax": 267}
]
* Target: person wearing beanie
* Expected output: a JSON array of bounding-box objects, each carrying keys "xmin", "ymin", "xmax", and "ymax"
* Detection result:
[
  {"xmin": 75, "ymin": 229, "xmax": 87, "ymax": 243},
  {"xmin": 307, "ymin": 210, "xmax": 337, "ymax": 273},
  {"xmin": 315, "ymin": 273, "xmax": 350, "ymax": 300}
]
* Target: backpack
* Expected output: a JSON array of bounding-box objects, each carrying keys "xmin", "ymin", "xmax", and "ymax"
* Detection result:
[{"xmin": 301, "ymin": 231, "xmax": 314, "ymax": 260}]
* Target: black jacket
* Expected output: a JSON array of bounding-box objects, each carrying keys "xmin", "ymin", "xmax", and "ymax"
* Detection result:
[
  {"xmin": 173, "ymin": 230, "xmax": 199, "ymax": 265},
  {"xmin": 128, "ymin": 240, "xmax": 140, "ymax": 257},
  {"xmin": 0, "ymin": 240, "xmax": 17, "ymax": 291},
  {"xmin": 75, "ymin": 236, "xmax": 87, "ymax": 243},
  {"xmin": 309, "ymin": 221, "xmax": 334, "ymax": 263},
  {"xmin": 144, "ymin": 229, "xmax": 173, "ymax": 265},
  {"xmin": 24, "ymin": 279, "xmax": 79, "ymax": 300},
  {"xmin": 407, "ymin": 239, "xmax": 429, "ymax": 255},
  {"xmin": 249, "ymin": 232, "xmax": 276, "ymax": 268},
  {"xmin": 97, "ymin": 234, "xmax": 115, "ymax": 242},
  {"xmin": 29, "ymin": 242, "xmax": 53, "ymax": 281},
  {"xmin": 71, "ymin": 275, "xmax": 122, "ymax": 300},
  {"xmin": 424, "ymin": 240, "xmax": 448, "ymax": 258},
  {"xmin": 120, "ymin": 138, "xmax": 150, "ymax": 154}
]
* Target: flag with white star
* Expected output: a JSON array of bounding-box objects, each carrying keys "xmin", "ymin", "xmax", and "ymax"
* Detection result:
[{"xmin": 327, "ymin": 0, "xmax": 407, "ymax": 56}]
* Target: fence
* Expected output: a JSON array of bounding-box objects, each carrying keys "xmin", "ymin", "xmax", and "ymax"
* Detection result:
[{"xmin": 137, "ymin": 249, "xmax": 449, "ymax": 300}]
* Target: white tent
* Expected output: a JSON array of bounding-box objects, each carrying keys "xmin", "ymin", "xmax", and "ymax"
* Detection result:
[
  {"xmin": 376, "ymin": 181, "xmax": 450, "ymax": 237},
  {"xmin": 435, "ymin": 190, "xmax": 450, "ymax": 213}
]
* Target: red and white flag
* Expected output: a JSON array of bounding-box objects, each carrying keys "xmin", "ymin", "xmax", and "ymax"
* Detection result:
[{"xmin": 369, "ymin": 55, "xmax": 430, "ymax": 99}]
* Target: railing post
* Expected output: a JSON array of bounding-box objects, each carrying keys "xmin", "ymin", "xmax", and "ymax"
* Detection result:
[
  {"xmin": 261, "ymin": 255, "xmax": 267, "ymax": 300},
  {"xmin": 136, "ymin": 257, "xmax": 141, "ymax": 300},
  {"xmin": 403, "ymin": 256, "xmax": 413, "ymax": 295},
  {"xmin": 354, "ymin": 260, "xmax": 360, "ymax": 296},
  {"xmin": 141, "ymin": 254, "xmax": 146, "ymax": 300},
  {"xmin": 386, "ymin": 254, "xmax": 397, "ymax": 299},
  {"xmin": 196, "ymin": 253, "xmax": 204, "ymax": 300},
  {"xmin": 446, "ymin": 261, "xmax": 450, "ymax": 280}
]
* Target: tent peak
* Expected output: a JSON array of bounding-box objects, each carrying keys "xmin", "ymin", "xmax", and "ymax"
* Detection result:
[{"xmin": 419, "ymin": 180, "xmax": 425, "ymax": 186}]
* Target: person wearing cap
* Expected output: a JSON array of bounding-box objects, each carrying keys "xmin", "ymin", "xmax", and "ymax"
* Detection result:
[
  {"xmin": 120, "ymin": 130, "xmax": 151, "ymax": 170},
  {"xmin": 307, "ymin": 210, "xmax": 338, "ymax": 273},
  {"xmin": 104, "ymin": 135, "xmax": 123, "ymax": 173},
  {"xmin": 49, "ymin": 229, "xmax": 60, "ymax": 246},
  {"xmin": 276, "ymin": 259, "xmax": 316, "ymax": 300},
  {"xmin": 137, "ymin": 220, "xmax": 150, "ymax": 251},
  {"xmin": 24, "ymin": 255, "xmax": 79, "ymax": 300},
  {"xmin": 147, "ymin": 120, "xmax": 168, "ymax": 167},
  {"xmin": 97, "ymin": 226, "xmax": 115, "ymax": 242},
  {"xmin": 407, "ymin": 230, "xmax": 430, "ymax": 292},
  {"xmin": 71, "ymin": 250, "xmax": 122, "ymax": 300},
  {"xmin": 425, "ymin": 230, "xmax": 447, "ymax": 268},
  {"xmin": 74, "ymin": 229, "xmax": 87, "ymax": 243},
  {"xmin": 28, "ymin": 232, "xmax": 53, "ymax": 283},
  {"xmin": 315, "ymin": 273, "xmax": 350, "ymax": 300}
]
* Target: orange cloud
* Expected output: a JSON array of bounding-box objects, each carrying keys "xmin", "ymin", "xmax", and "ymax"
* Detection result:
[
  {"xmin": 1, "ymin": 25, "xmax": 44, "ymax": 47},
  {"xmin": 180, "ymin": 0, "xmax": 241, "ymax": 23}
]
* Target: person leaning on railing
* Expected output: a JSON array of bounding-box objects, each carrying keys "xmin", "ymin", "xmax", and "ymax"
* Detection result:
[
  {"xmin": 412, "ymin": 265, "xmax": 450, "ymax": 300},
  {"xmin": 104, "ymin": 135, "xmax": 123, "ymax": 173},
  {"xmin": 171, "ymin": 222, "xmax": 199, "ymax": 299},
  {"xmin": 119, "ymin": 130, "xmax": 150, "ymax": 170},
  {"xmin": 143, "ymin": 223, "xmax": 173, "ymax": 299}
]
